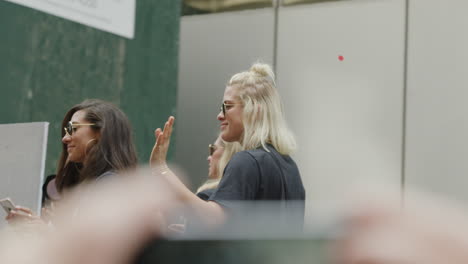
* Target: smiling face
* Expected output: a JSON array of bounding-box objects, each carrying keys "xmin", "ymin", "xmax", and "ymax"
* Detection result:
[
  {"xmin": 61, "ymin": 110, "xmax": 100, "ymax": 163},
  {"xmin": 217, "ymin": 85, "xmax": 244, "ymax": 142}
]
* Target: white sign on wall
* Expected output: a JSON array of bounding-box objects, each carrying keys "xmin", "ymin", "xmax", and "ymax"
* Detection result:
[{"xmin": 5, "ymin": 0, "xmax": 136, "ymax": 39}]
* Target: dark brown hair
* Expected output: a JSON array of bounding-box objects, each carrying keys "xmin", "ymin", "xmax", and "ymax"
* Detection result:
[{"xmin": 55, "ymin": 99, "xmax": 138, "ymax": 192}]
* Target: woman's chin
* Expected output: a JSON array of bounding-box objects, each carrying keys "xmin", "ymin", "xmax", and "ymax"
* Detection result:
[
  {"xmin": 68, "ymin": 156, "xmax": 83, "ymax": 163},
  {"xmin": 220, "ymin": 132, "xmax": 233, "ymax": 142}
]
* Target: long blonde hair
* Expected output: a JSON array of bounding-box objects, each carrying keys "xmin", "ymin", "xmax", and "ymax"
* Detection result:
[
  {"xmin": 198, "ymin": 63, "xmax": 296, "ymax": 193},
  {"xmin": 228, "ymin": 62, "xmax": 296, "ymax": 155}
]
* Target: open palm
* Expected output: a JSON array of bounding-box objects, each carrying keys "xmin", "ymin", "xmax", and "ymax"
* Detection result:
[{"xmin": 150, "ymin": 116, "xmax": 175, "ymax": 168}]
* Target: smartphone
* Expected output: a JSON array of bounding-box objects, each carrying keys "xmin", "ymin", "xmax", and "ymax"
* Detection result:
[{"xmin": 0, "ymin": 198, "xmax": 16, "ymax": 214}]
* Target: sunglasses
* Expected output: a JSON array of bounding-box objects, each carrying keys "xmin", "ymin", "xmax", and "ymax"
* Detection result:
[
  {"xmin": 64, "ymin": 121, "xmax": 96, "ymax": 136},
  {"xmin": 220, "ymin": 102, "xmax": 238, "ymax": 115},
  {"xmin": 208, "ymin": 144, "xmax": 217, "ymax": 156}
]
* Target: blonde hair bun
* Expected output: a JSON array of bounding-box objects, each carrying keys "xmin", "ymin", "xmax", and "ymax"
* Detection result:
[{"xmin": 249, "ymin": 63, "xmax": 275, "ymax": 80}]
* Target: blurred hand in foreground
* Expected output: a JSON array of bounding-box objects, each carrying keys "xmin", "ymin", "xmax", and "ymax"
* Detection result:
[
  {"xmin": 0, "ymin": 168, "xmax": 176, "ymax": 264},
  {"xmin": 334, "ymin": 188, "xmax": 468, "ymax": 264}
]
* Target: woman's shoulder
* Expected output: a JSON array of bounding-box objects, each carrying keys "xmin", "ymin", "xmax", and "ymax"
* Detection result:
[
  {"xmin": 246, "ymin": 144, "xmax": 284, "ymax": 158},
  {"xmin": 230, "ymin": 150, "xmax": 258, "ymax": 164},
  {"xmin": 229, "ymin": 145, "xmax": 279, "ymax": 165},
  {"xmin": 95, "ymin": 171, "xmax": 117, "ymax": 182},
  {"xmin": 231, "ymin": 146, "xmax": 269, "ymax": 161},
  {"xmin": 246, "ymin": 145, "xmax": 297, "ymax": 167}
]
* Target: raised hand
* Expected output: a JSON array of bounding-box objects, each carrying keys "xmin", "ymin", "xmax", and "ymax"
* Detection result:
[
  {"xmin": 333, "ymin": 190, "xmax": 468, "ymax": 264},
  {"xmin": 6, "ymin": 206, "xmax": 45, "ymax": 227},
  {"xmin": 150, "ymin": 116, "xmax": 175, "ymax": 169}
]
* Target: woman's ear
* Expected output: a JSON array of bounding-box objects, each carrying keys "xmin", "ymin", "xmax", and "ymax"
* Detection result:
[{"xmin": 94, "ymin": 130, "xmax": 101, "ymax": 140}]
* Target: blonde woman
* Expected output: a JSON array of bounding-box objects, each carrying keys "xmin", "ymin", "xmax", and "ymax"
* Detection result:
[
  {"xmin": 151, "ymin": 63, "xmax": 305, "ymax": 226},
  {"xmin": 196, "ymin": 135, "xmax": 225, "ymax": 200}
]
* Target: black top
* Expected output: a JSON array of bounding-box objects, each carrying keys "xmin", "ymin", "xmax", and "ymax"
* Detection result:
[
  {"xmin": 209, "ymin": 145, "xmax": 305, "ymax": 206},
  {"xmin": 42, "ymin": 174, "xmax": 57, "ymax": 205},
  {"xmin": 196, "ymin": 188, "xmax": 216, "ymax": 201}
]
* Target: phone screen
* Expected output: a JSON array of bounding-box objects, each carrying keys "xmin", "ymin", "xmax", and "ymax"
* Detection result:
[{"xmin": 0, "ymin": 198, "xmax": 16, "ymax": 213}]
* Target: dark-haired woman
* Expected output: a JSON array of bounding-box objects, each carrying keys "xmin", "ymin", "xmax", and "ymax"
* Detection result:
[
  {"xmin": 55, "ymin": 99, "xmax": 138, "ymax": 191},
  {"xmin": 6, "ymin": 99, "xmax": 138, "ymax": 222}
]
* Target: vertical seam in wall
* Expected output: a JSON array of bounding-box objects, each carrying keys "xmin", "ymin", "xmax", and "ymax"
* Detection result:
[
  {"xmin": 273, "ymin": 0, "xmax": 280, "ymax": 71},
  {"xmin": 401, "ymin": 0, "xmax": 410, "ymax": 206}
]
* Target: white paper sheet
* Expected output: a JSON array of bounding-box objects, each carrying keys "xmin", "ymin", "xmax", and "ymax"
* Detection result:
[{"xmin": 5, "ymin": 0, "xmax": 136, "ymax": 39}]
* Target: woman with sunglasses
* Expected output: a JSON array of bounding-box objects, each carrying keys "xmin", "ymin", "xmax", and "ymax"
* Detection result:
[
  {"xmin": 151, "ymin": 63, "xmax": 305, "ymax": 227},
  {"xmin": 6, "ymin": 99, "xmax": 138, "ymax": 222},
  {"xmin": 196, "ymin": 135, "xmax": 226, "ymax": 201},
  {"xmin": 167, "ymin": 136, "xmax": 228, "ymax": 233},
  {"xmin": 55, "ymin": 99, "xmax": 137, "ymax": 190}
]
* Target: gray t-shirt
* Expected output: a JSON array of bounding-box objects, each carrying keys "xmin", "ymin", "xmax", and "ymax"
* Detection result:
[
  {"xmin": 207, "ymin": 145, "xmax": 305, "ymax": 230},
  {"xmin": 209, "ymin": 145, "xmax": 305, "ymax": 206}
]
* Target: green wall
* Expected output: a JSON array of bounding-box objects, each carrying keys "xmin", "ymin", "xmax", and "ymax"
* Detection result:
[{"xmin": 0, "ymin": 0, "xmax": 181, "ymax": 175}]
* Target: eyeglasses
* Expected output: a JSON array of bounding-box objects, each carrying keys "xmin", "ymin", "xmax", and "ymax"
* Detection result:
[
  {"xmin": 64, "ymin": 121, "xmax": 95, "ymax": 136},
  {"xmin": 220, "ymin": 102, "xmax": 238, "ymax": 115},
  {"xmin": 208, "ymin": 144, "xmax": 217, "ymax": 156}
]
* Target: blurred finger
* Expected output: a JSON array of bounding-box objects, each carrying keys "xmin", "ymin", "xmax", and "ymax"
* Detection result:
[
  {"xmin": 6, "ymin": 210, "xmax": 33, "ymax": 223},
  {"xmin": 155, "ymin": 128, "xmax": 161, "ymax": 141},
  {"xmin": 166, "ymin": 117, "xmax": 174, "ymax": 141},
  {"xmin": 155, "ymin": 129, "xmax": 162, "ymax": 143},
  {"xmin": 162, "ymin": 122, "xmax": 169, "ymax": 141},
  {"xmin": 15, "ymin": 206, "xmax": 33, "ymax": 214},
  {"xmin": 12, "ymin": 210, "xmax": 31, "ymax": 217}
]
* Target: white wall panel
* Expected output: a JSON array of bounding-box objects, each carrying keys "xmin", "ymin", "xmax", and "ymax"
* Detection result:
[
  {"xmin": 176, "ymin": 9, "xmax": 275, "ymax": 188},
  {"xmin": 405, "ymin": 0, "xmax": 468, "ymax": 202},
  {"xmin": 277, "ymin": 0, "xmax": 406, "ymax": 206},
  {"xmin": 0, "ymin": 122, "xmax": 47, "ymax": 228}
]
